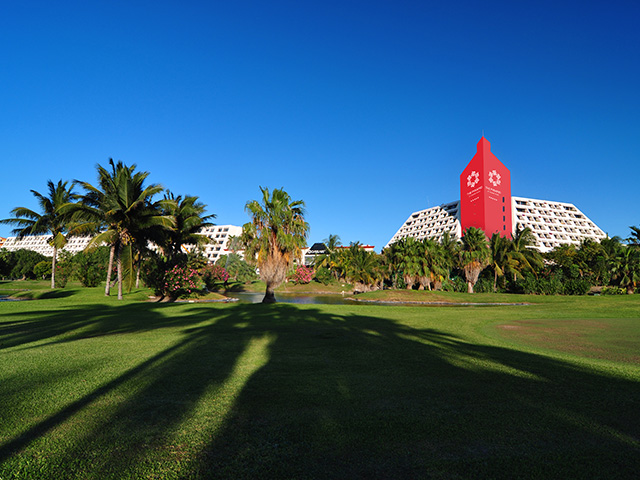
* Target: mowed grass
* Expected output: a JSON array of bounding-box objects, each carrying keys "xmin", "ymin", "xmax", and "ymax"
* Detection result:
[{"xmin": 0, "ymin": 284, "xmax": 639, "ymax": 479}]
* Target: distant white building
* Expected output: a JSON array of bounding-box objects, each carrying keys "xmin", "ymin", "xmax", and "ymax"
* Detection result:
[
  {"xmin": 1, "ymin": 224, "xmax": 245, "ymax": 261},
  {"xmin": 192, "ymin": 225, "xmax": 243, "ymax": 262},
  {"xmin": 1, "ymin": 235, "xmax": 93, "ymax": 257}
]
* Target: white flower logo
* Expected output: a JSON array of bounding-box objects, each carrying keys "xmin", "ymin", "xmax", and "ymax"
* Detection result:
[
  {"xmin": 488, "ymin": 169, "xmax": 501, "ymax": 187},
  {"xmin": 467, "ymin": 171, "xmax": 479, "ymax": 188}
]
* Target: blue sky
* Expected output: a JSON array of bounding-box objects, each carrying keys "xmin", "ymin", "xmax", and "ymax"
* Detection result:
[{"xmin": 2, "ymin": 1, "xmax": 639, "ymax": 249}]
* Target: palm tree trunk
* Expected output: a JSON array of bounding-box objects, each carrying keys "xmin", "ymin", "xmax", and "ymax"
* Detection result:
[
  {"xmin": 117, "ymin": 244, "xmax": 123, "ymax": 300},
  {"xmin": 136, "ymin": 263, "xmax": 141, "ymax": 289},
  {"xmin": 105, "ymin": 243, "xmax": 116, "ymax": 296},
  {"xmin": 263, "ymin": 282, "xmax": 277, "ymax": 303},
  {"xmin": 467, "ymin": 281, "xmax": 474, "ymax": 294},
  {"xmin": 51, "ymin": 246, "xmax": 57, "ymax": 289},
  {"xmin": 494, "ymin": 270, "xmax": 498, "ymax": 293}
]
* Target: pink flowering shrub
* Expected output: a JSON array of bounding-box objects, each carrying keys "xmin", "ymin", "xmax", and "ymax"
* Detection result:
[
  {"xmin": 201, "ymin": 264, "xmax": 230, "ymax": 290},
  {"xmin": 163, "ymin": 265, "xmax": 200, "ymax": 299},
  {"xmin": 290, "ymin": 265, "xmax": 314, "ymax": 284}
]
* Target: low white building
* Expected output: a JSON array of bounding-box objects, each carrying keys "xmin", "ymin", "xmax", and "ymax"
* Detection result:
[
  {"xmin": 1, "ymin": 235, "xmax": 93, "ymax": 257},
  {"xmin": 1, "ymin": 224, "xmax": 245, "ymax": 261}
]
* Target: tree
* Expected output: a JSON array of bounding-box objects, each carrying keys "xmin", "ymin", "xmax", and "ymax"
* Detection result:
[
  {"xmin": 0, "ymin": 180, "xmax": 76, "ymax": 288},
  {"xmin": 388, "ymin": 237, "xmax": 422, "ymax": 289},
  {"xmin": 341, "ymin": 243, "xmax": 383, "ymax": 292},
  {"xmin": 489, "ymin": 233, "xmax": 512, "ymax": 292},
  {"xmin": 241, "ymin": 187, "xmax": 309, "ymax": 303},
  {"xmin": 508, "ymin": 225, "xmax": 543, "ymax": 281},
  {"xmin": 627, "ymin": 226, "xmax": 640, "ymax": 247},
  {"xmin": 73, "ymin": 159, "xmax": 168, "ymax": 299},
  {"xmin": 459, "ymin": 227, "xmax": 491, "ymax": 293},
  {"xmin": 611, "ymin": 245, "xmax": 639, "ymax": 294},
  {"xmin": 156, "ymin": 191, "xmax": 216, "ymax": 262}
]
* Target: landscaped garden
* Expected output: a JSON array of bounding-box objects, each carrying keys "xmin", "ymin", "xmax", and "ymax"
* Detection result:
[{"xmin": 1, "ymin": 284, "xmax": 638, "ymax": 479}]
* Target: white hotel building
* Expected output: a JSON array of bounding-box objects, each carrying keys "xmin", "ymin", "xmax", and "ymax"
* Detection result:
[
  {"xmin": 386, "ymin": 197, "xmax": 606, "ymax": 253},
  {"xmin": 386, "ymin": 138, "xmax": 606, "ymax": 253},
  {"xmin": 1, "ymin": 225, "xmax": 244, "ymax": 261}
]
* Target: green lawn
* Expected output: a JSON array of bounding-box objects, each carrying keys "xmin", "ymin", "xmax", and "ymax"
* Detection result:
[{"xmin": 1, "ymin": 283, "xmax": 639, "ymax": 479}]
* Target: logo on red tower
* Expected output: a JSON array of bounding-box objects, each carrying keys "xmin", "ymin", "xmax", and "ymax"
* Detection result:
[
  {"xmin": 488, "ymin": 169, "xmax": 501, "ymax": 187},
  {"xmin": 467, "ymin": 171, "xmax": 480, "ymax": 188}
]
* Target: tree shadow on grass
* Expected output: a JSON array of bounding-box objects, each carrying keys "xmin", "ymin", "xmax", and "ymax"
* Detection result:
[{"xmin": 0, "ymin": 302, "xmax": 639, "ymax": 479}]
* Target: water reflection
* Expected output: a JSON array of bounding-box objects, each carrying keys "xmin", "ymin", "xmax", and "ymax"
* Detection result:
[{"xmin": 224, "ymin": 292, "xmax": 356, "ymax": 305}]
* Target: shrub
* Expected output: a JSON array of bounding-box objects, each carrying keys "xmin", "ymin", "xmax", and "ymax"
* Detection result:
[
  {"xmin": 201, "ymin": 264, "xmax": 230, "ymax": 291},
  {"xmin": 72, "ymin": 247, "xmax": 109, "ymax": 287},
  {"xmin": 474, "ymin": 277, "xmax": 494, "ymax": 293},
  {"xmin": 33, "ymin": 261, "xmax": 51, "ymax": 280},
  {"xmin": 601, "ymin": 286, "xmax": 626, "ymax": 295},
  {"xmin": 54, "ymin": 262, "xmax": 72, "ymax": 288},
  {"xmin": 163, "ymin": 265, "xmax": 201, "ymax": 299},
  {"xmin": 314, "ymin": 266, "xmax": 333, "ymax": 285},
  {"xmin": 215, "ymin": 254, "xmax": 258, "ymax": 283},
  {"xmin": 562, "ymin": 278, "xmax": 591, "ymax": 296},
  {"xmin": 290, "ymin": 265, "xmax": 314, "ymax": 284},
  {"xmin": 441, "ymin": 277, "xmax": 466, "ymax": 293}
]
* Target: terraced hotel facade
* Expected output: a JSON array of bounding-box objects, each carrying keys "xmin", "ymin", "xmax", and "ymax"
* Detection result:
[{"xmin": 386, "ymin": 138, "xmax": 606, "ymax": 252}]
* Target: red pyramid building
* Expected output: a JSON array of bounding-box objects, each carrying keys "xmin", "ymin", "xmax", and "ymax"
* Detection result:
[{"xmin": 459, "ymin": 137, "xmax": 512, "ymax": 238}]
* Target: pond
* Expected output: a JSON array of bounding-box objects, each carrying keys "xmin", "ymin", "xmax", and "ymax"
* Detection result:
[
  {"xmin": 224, "ymin": 292, "xmax": 357, "ymax": 305},
  {"xmin": 0, "ymin": 295, "xmax": 21, "ymax": 302}
]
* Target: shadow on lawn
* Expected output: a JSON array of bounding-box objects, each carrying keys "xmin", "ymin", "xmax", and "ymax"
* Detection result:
[{"xmin": 0, "ymin": 301, "xmax": 639, "ymax": 479}]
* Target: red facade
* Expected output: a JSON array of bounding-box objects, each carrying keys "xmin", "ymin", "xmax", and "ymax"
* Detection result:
[{"xmin": 459, "ymin": 137, "xmax": 512, "ymax": 238}]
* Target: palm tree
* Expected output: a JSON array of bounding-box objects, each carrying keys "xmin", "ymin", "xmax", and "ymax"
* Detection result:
[
  {"xmin": 311, "ymin": 234, "xmax": 342, "ymax": 275},
  {"xmin": 342, "ymin": 243, "xmax": 383, "ymax": 292},
  {"xmin": 459, "ymin": 227, "xmax": 491, "ymax": 293},
  {"xmin": 390, "ymin": 237, "xmax": 422, "ymax": 289},
  {"xmin": 611, "ymin": 245, "xmax": 639, "ymax": 294},
  {"xmin": 1, "ymin": 180, "xmax": 76, "ymax": 288},
  {"xmin": 508, "ymin": 225, "xmax": 543, "ymax": 281},
  {"xmin": 489, "ymin": 233, "xmax": 512, "ymax": 292},
  {"xmin": 157, "ymin": 191, "xmax": 216, "ymax": 262},
  {"xmin": 416, "ymin": 238, "xmax": 446, "ymax": 291},
  {"xmin": 73, "ymin": 159, "xmax": 168, "ymax": 299},
  {"xmin": 241, "ymin": 187, "xmax": 309, "ymax": 303},
  {"xmin": 439, "ymin": 230, "xmax": 460, "ymax": 279},
  {"xmin": 627, "ymin": 226, "xmax": 640, "ymax": 247}
]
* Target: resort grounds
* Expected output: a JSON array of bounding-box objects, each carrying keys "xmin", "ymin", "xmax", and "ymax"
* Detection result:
[{"xmin": 1, "ymin": 281, "xmax": 639, "ymax": 479}]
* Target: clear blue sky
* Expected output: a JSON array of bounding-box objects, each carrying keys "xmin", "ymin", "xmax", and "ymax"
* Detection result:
[{"xmin": 2, "ymin": 1, "xmax": 639, "ymax": 249}]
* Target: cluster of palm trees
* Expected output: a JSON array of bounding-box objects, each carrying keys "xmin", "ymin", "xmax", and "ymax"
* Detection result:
[
  {"xmin": 315, "ymin": 225, "xmax": 640, "ymax": 295},
  {"xmin": 1, "ymin": 160, "xmax": 215, "ymax": 299}
]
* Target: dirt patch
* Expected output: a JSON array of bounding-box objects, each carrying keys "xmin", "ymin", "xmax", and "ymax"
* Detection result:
[{"xmin": 496, "ymin": 319, "xmax": 640, "ymax": 364}]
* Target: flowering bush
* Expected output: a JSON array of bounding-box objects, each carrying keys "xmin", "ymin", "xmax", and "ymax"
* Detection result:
[
  {"xmin": 290, "ymin": 265, "xmax": 314, "ymax": 284},
  {"xmin": 55, "ymin": 262, "xmax": 72, "ymax": 288},
  {"xmin": 201, "ymin": 264, "xmax": 230, "ymax": 291},
  {"xmin": 163, "ymin": 265, "xmax": 200, "ymax": 299}
]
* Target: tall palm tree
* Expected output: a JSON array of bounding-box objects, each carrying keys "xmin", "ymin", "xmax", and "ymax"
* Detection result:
[
  {"xmin": 1, "ymin": 180, "xmax": 76, "ymax": 288},
  {"xmin": 156, "ymin": 191, "xmax": 216, "ymax": 262},
  {"xmin": 389, "ymin": 237, "xmax": 422, "ymax": 289},
  {"xmin": 241, "ymin": 187, "xmax": 309, "ymax": 303},
  {"xmin": 439, "ymin": 230, "xmax": 460, "ymax": 279},
  {"xmin": 73, "ymin": 159, "xmax": 168, "ymax": 299},
  {"xmin": 508, "ymin": 225, "xmax": 543, "ymax": 281},
  {"xmin": 459, "ymin": 227, "xmax": 491, "ymax": 293},
  {"xmin": 416, "ymin": 238, "xmax": 446, "ymax": 291},
  {"xmin": 489, "ymin": 233, "xmax": 513, "ymax": 292}
]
